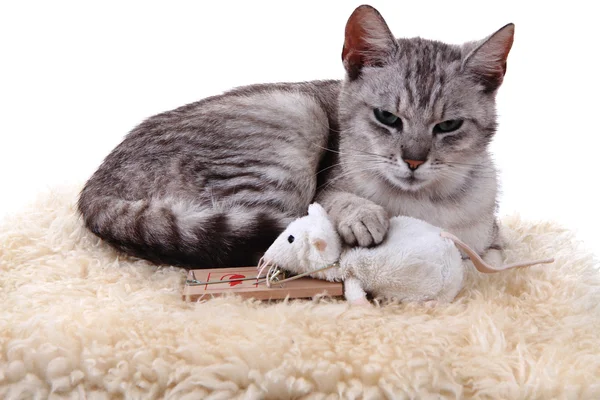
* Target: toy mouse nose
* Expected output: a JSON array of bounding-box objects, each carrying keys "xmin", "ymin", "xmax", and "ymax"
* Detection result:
[{"xmin": 403, "ymin": 159, "xmax": 425, "ymax": 171}]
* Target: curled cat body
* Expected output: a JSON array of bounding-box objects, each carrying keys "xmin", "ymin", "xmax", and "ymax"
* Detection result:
[{"xmin": 78, "ymin": 5, "xmax": 515, "ymax": 269}]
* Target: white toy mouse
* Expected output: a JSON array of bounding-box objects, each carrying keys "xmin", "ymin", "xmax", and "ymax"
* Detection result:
[{"xmin": 258, "ymin": 203, "xmax": 554, "ymax": 305}]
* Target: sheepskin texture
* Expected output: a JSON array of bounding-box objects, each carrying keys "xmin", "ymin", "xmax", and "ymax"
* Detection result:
[{"xmin": 1, "ymin": 186, "xmax": 599, "ymax": 399}]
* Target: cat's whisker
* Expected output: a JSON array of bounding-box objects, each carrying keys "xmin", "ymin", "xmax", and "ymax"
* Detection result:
[
  {"xmin": 316, "ymin": 157, "xmax": 395, "ymax": 176},
  {"xmin": 438, "ymin": 167, "xmax": 497, "ymax": 184},
  {"xmin": 343, "ymin": 146, "xmax": 389, "ymax": 159},
  {"xmin": 309, "ymin": 141, "xmax": 388, "ymax": 160},
  {"xmin": 443, "ymin": 162, "xmax": 497, "ymax": 172},
  {"xmin": 315, "ymin": 163, "xmax": 342, "ymax": 176},
  {"xmin": 317, "ymin": 165, "xmax": 385, "ymax": 191},
  {"xmin": 315, "ymin": 158, "xmax": 381, "ymax": 176},
  {"xmin": 434, "ymin": 161, "xmax": 497, "ymax": 176}
]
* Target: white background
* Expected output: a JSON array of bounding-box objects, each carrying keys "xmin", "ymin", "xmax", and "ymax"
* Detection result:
[{"xmin": 1, "ymin": 1, "xmax": 598, "ymax": 255}]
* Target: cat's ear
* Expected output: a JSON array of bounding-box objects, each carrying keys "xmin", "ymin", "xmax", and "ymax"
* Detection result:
[
  {"xmin": 342, "ymin": 5, "xmax": 398, "ymax": 80},
  {"xmin": 462, "ymin": 23, "xmax": 515, "ymax": 93}
]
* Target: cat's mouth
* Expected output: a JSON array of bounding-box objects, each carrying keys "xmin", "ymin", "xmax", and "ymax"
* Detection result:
[
  {"xmin": 399, "ymin": 176, "xmax": 428, "ymax": 189},
  {"xmin": 384, "ymin": 172, "xmax": 431, "ymax": 191}
]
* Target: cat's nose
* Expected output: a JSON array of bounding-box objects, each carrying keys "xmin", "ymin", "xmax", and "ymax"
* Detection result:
[{"xmin": 403, "ymin": 159, "xmax": 426, "ymax": 171}]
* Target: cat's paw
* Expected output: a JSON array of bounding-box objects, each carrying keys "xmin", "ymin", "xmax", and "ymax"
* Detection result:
[{"xmin": 337, "ymin": 202, "xmax": 389, "ymax": 247}]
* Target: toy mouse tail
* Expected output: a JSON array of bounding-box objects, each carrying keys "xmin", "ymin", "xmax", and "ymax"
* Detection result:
[{"xmin": 440, "ymin": 231, "xmax": 554, "ymax": 273}]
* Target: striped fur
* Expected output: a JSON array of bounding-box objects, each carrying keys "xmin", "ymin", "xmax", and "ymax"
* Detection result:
[
  {"xmin": 79, "ymin": 5, "xmax": 514, "ymax": 269},
  {"xmin": 79, "ymin": 82, "xmax": 339, "ymax": 268}
]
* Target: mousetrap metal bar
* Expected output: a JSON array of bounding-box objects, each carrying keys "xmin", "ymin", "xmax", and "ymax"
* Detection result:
[
  {"xmin": 186, "ymin": 271, "xmax": 264, "ymax": 286},
  {"xmin": 185, "ymin": 269, "xmax": 289, "ymax": 286},
  {"xmin": 182, "ymin": 266, "xmax": 344, "ymax": 301}
]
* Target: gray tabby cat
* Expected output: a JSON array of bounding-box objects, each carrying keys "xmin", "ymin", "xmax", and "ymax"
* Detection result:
[{"xmin": 78, "ymin": 5, "xmax": 514, "ymax": 269}]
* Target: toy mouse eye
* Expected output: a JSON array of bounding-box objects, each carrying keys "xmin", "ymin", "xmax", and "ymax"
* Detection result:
[{"xmin": 287, "ymin": 235, "xmax": 295, "ymax": 243}]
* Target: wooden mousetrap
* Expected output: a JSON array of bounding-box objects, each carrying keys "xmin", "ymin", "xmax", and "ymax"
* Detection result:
[{"xmin": 182, "ymin": 266, "xmax": 343, "ymax": 301}]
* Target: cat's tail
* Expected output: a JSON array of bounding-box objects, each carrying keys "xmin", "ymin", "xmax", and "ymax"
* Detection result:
[{"xmin": 77, "ymin": 194, "xmax": 292, "ymax": 269}]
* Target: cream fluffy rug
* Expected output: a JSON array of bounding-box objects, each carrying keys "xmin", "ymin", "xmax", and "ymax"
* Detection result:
[{"xmin": 1, "ymin": 187, "xmax": 599, "ymax": 399}]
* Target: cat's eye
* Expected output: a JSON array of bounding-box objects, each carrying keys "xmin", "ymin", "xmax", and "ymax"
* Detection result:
[
  {"xmin": 433, "ymin": 119, "xmax": 463, "ymax": 134},
  {"xmin": 374, "ymin": 108, "xmax": 402, "ymax": 128},
  {"xmin": 287, "ymin": 235, "xmax": 295, "ymax": 243}
]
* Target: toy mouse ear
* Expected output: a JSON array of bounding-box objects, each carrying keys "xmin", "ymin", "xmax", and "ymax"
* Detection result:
[
  {"xmin": 308, "ymin": 203, "xmax": 329, "ymax": 219},
  {"xmin": 312, "ymin": 238, "xmax": 328, "ymax": 252}
]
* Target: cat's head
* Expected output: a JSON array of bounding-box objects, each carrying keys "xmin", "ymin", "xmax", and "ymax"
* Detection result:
[{"xmin": 338, "ymin": 5, "xmax": 514, "ymax": 193}]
